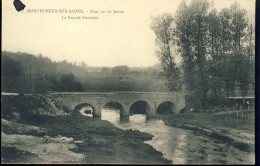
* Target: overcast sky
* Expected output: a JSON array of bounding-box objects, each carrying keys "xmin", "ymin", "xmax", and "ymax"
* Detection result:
[{"xmin": 2, "ymin": 0, "xmax": 255, "ymax": 67}]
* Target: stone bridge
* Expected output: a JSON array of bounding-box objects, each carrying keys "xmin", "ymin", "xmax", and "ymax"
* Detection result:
[{"xmin": 48, "ymin": 92, "xmax": 186, "ymax": 118}]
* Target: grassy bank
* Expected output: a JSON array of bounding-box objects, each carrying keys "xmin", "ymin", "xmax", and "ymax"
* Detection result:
[
  {"xmin": 158, "ymin": 112, "xmax": 255, "ymax": 153},
  {"xmin": 1, "ymin": 95, "xmax": 171, "ymax": 164},
  {"xmin": 159, "ymin": 112, "xmax": 254, "ymax": 133}
]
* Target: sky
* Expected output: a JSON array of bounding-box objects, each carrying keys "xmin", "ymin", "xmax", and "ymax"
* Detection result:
[{"xmin": 2, "ymin": 0, "xmax": 255, "ymax": 67}]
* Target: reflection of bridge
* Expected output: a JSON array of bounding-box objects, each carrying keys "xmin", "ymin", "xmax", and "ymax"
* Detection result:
[{"xmin": 49, "ymin": 92, "xmax": 185, "ymax": 118}]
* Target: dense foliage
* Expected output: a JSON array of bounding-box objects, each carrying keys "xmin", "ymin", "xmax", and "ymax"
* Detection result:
[
  {"xmin": 1, "ymin": 51, "xmax": 169, "ymax": 93},
  {"xmin": 2, "ymin": 56, "xmax": 27, "ymax": 93},
  {"xmin": 151, "ymin": 0, "xmax": 255, "ymax": 110},
  {"xmin": 1, "ymin": 51, "xmax": 84, "ymax": 93}
]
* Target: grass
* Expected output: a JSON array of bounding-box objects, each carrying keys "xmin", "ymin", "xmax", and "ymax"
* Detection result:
[
  {"xmin": 160, "ymin": 112, "xmax": 254, "ymax": 134},
  {"xmin": 1, "ymin": 147, "xmax": 43, "ymax": 164}
]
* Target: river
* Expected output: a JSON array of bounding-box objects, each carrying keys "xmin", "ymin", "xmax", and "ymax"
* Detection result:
[
  {"xmin": 101, "ymin": 108, "xmax": 188, "ymax": 164},
  {"xmin": 82, "ymin": 107, "xmax": 254, "ymax": 164}
]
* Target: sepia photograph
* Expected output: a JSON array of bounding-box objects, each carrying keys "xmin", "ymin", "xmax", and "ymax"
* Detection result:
[{"xmin": 1, "ymin": 0, "xmax": 255, "ymax": 164}]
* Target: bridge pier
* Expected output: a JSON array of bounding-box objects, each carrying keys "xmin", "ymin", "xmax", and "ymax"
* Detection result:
[
  {"xmin": 93, "ymin": 111, "xmax": 101, "ymax": 118},
  {"xmin": 120, "ymin": 104, "xmax": 130, "ymax": 121},
  {"xmin": 120, "ymin": 113, "xmax": 129, "ymax": 121},
  {"xmin": 146, "ymin": 111, "xmax": 156, "ymax": 119},
  {"xmin": 93, "ymin": 103, "xmax": 102, "ymax": 118},
  {"xmin": 146, "ymin": 102, "xmax": 157, "ymax": 118}
]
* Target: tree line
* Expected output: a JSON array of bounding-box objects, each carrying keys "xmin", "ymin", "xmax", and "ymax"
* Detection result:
[
  {"xmin": 150, "ymin": 0, "xmax": 255, "ymax": 110},
  {"xmin": 1, "ymin": 51, "xmax": 167, "ymax": 93},
  {"xmin": 2, "ymin": 51, "xmax": 83, "ymax": 93}
]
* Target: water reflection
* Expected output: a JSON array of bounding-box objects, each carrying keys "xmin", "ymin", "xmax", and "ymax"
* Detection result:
[
  {"xmin": 119, "ymin": 116, "xmax": 130, "ymax": 124},
  {"xmin": 79, "ymin": 106, "xmax": 93, "ymax": 117},
  {"xmin": 101, "ymin": 108, "xmax": 187, "ymax": 164}
]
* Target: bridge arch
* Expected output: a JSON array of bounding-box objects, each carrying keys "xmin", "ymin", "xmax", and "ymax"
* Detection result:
[
  {"xmin": 101, "ymin": 101, "xmax": 129, "ymax": 120},
  {"xmin": 73, "ymin": 103, "xmax": 96, "ymax": 116},
  {"xmin": 156, "ymin": 101, "xmax": 176, "ymax": 114},
  {"xmin": 129, "ymin": 100, "xmax": 151, "ymax": 115},
  {"xmin": 102, "ymin": 101, "xmax": 125, "ymax": 114}
]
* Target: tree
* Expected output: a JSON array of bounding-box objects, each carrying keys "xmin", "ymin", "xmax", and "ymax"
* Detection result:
[
  {"xmin": 207, "ymin": 8, "xmax": 224, "ymax": 104},
  {"xmin": 47, "ymin": 73, "xmax": 62, "ymax": 91},
  {"xmin": 229, "ymin": 2, "xmax": 248, "ymax": 101},
  {"xmin": 59, "ymin": 73, "xmax": 83, "ymax": 92},
  {"xmin": 150, "ymin": 0, "xmax": 254, "ymax": 110},
  {"xmin": 2, "ymin": 55, "xmax": 23, "ymax": 79},
  {"xmin": 2, "ymin": 55, "xmax": 27, "ymax": 93},
  {"xmin": 174, "ymin": 0, "xmax": 210, "ymax": 109},
  {"xmin": 150, "ymin": 13, "xmax": 183, "ymax": 92},
  {"xmin": 101, "ymin": 67, "xmax": 111, "ymax": 74},
  {"xmin": 81, "ymin": 61, "xmax": 87, "ymax": 69},
  {"xmin": 217, "ymin": 7, "xmax": 235, "ymax": 98},
  {"xmin": 246, "ymin": 19, "xmax": 255, "ymax": 92},
  {"xmin": 111, "ymin": 66, "xmax": 129, "ymax": 75},
  {"xmin": 238, "ymin": 16, "xmax": 255, "ymax": 104},
  {"xmin": 1, "ymin": 51, "xmax": 89, "ymax": 93},
  {"xmin": 34, "ymin": 74, "xmax": 52, "ymax": 93}
]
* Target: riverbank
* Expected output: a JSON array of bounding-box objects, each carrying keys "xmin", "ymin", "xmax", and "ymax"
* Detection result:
[
  {"xmin": 157, "ymin": 112, "xmax": 255, "ymax": 164},
  {"xmin": 1, "ymin": 95, "xmax": 171, "ymax": 164},
  {"xmin": 160, "ymin": 111, "xmax": 254, "ymax": 133}
]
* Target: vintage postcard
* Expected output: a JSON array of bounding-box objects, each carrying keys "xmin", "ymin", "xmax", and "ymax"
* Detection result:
[{"xmin": 1, "ymin": 0, "xmax": 255, "ymax": 164}]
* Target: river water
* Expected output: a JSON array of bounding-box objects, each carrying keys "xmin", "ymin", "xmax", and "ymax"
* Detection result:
[
  {"xmin": 100, "ymin": 108, "xmax": 189, "ymax": 164},
  {"xmin": 82, "ymin": 107, "xmax": 254, "ymax": 164}
]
